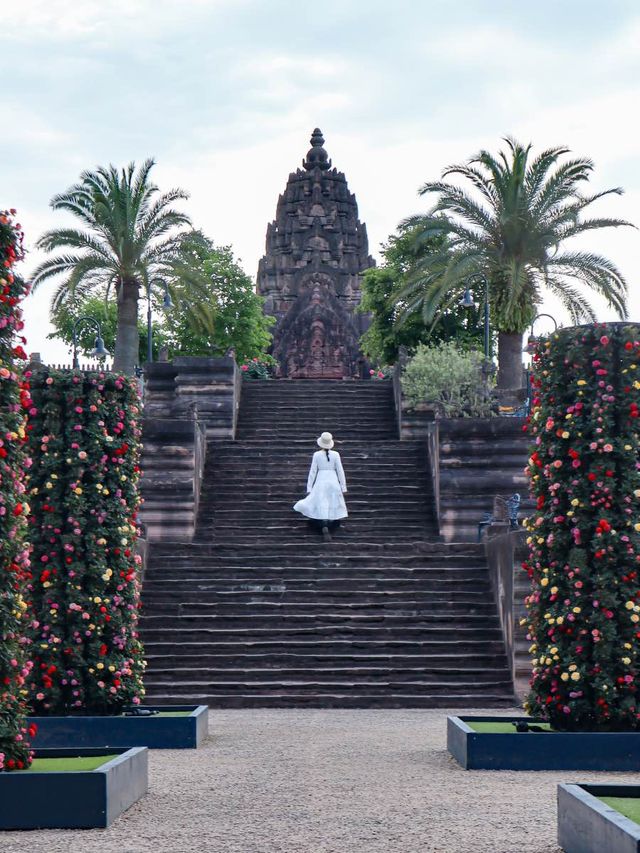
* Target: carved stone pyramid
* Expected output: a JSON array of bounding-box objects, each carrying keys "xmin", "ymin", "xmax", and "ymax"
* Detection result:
[{"xmin": 257, "ymin": 129, "xmax": 375, "ymax": 379}]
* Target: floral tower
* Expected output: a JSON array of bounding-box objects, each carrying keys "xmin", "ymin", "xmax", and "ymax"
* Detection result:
[{"xmin": 257, "ymin": 129, "xmax": 375, "ymax": 379}]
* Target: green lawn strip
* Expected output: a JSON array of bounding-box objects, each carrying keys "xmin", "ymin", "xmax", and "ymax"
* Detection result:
[
  {"xmin": 599, "ymin": 796, "xmax": 640, "ymax": 825},
  {"xmin": 26, "ymin": 755, "xmax": 120, "ymax": 772},
  {"xmin": 466, "ymin": 721, "xmax": 554, "ymax": 733}
]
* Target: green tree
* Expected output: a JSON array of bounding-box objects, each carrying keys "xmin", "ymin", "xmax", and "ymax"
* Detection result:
[
  {"xmin": 47, "ymin": 294, "xmax": 162, "ymax": 365},
  {"xmin": 164, "ymin": 231, "xmax": 273, "ymax": 361},
  {"xmin": 359, "ymin": 225, "xmax": 483, "ymax": 365},
  {"xmin": 399, "ymin": 139, "xmax": 632, "ymax": 388},
  {"xmin": 31, "ymin": 160, "xmax": 190, "ymax": 375}
]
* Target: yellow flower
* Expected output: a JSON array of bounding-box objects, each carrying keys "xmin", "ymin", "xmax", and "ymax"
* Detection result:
[
  {"xmin": 74, "ymin": 487, "xmax": 82, "ymax": 495},
  {"xmin": 632, "ymin": 614, "xmax": 640, "ymax": 623},
  {"xmin": 571, "ymin": 498, "xmax": 579, "ymax": 507},
  {"xmin": 551, "ymin": 586, "xmax": 558, "ymax": 595},
  {"xmin": 626, "ymin": 601, "xmax": 635, "ymax": 610},
  {"xmin": 622, "ymin": 657, "xmax": 631, "ymax": 665},
  {"xmin": 573, "ymin": 607, "xmax": 581, "ymax": 614},
  {"xmin": 569, "ymin": 664, "xmax": 577, "ymax": 671},
  {"xmin": 560, "ymin": 672, "xmax": 569, "ymax": 681},
  {"xmin": 570, "ymin": 672, "xmax": 581, "ymax": 681},
  {"xmin": 550, "ymin": 647, "xmax": 558, "ymax": 655},
  {"xmin": 540, "ymin": 577, "xmax": 549, "ymax": 587},
  {"xmin": 577, "ymin": 380, "xmax": 587, "ymax": 386},
  {"xmin": 562, "ymin": 431, "xmax": 570, "ymax": 439}
]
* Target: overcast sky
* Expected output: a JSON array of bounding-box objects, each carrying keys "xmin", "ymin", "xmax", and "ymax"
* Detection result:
[{"xmin": 3, "ymin": 0, "xmax": 640, "ymax": 361}]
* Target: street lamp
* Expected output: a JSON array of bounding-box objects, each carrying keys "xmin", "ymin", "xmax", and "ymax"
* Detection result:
[
  {"xmin": 145, "ymin": 279, "xmax": 173, "ymax": 364},
  {"xmin": 524, "ymin": 313, "xmax": 558, "ymax": 355},
  {"xmin": 460, "ymin": 272, "xmax": 491, "ymax": 365},
  {"xmin": 72, "ymin": 316, "xmax": 109, "ymax": 370}
]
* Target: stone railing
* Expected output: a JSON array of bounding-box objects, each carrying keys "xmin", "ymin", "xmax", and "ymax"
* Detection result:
[
  {"xmin": 139, "ymin": 409, "xmax": 207, "ymax": 542},
  {"xmin": 484, "ymin": 523, "xmax": 529, "ymax": 699},
  {"xmin": 144, "ymin": 356, "xmax": 240, "ymax": 439}
]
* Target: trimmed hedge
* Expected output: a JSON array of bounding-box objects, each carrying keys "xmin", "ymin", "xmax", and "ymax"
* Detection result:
[
  {"xmin": 524, "ymin": 323, "xmax": 640, "ymax": 730},
  {"xmin": 25, "ymin": 369, "xmax": 146, "ymax": 715},
  {"xmin": 0, "ymin": 210, "xmax": 34, "ymax": 770}
]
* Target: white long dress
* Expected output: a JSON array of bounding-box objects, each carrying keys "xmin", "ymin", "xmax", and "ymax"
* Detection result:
[{"xmin": 293, "ymin": 449, "xmax": 348, "ymax": 521}]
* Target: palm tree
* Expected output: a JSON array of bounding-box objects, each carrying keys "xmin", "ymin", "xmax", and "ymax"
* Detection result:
[
  {"xmin": 399, "ymin": 139, "xmax": 633, "ymax": 388},
  {"xmin": 32, "ymin": 159, "xmax": 191, "ymax": 375}
]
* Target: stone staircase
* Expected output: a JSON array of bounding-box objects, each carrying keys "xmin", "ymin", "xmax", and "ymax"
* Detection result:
[{"xmin": 140, "ymin": 380, "xmax": 514, "ymax": 707}]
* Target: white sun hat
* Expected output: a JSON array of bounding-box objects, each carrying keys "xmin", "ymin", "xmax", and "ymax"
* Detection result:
[{"xmin": 317, "ymin": 431, "xmax": 334, "ymax": 449}]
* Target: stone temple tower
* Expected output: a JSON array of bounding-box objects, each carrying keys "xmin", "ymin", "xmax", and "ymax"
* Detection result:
[{"xmin": 257, "ymin": 128, "xmax": 375, "ymax": 379}]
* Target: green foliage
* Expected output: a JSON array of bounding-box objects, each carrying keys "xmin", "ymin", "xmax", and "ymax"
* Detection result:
[
  {"xmin": 47, "ymin": 295, "xmax": 161, "ymax": 364},
  {"xmin": 359, "ymin": 225, "xmax": 483, "ymax": 365},
  {"xmin": 164, "ymin": 231, "xmax": 273, "ymax": 361},
  {"xmin": 26, "ymin": 369, "xmax": 146, "ymax": 715},
  {"xmin": 399, "ymin": 138, "xmax": 632, "ymax": 337},
  {"xmin": 31, "ymin": 159, "xmax": 191, "ymax": 374},
  {"xmin": 524, "ymin": 323, "xmax": 640, "ymax": 731},
  {"xmin": 0, "ymin": 210, "xmax": 33, "ymax": 770},
  {"xmin": 400, "ymin": 341, "xmax": 492, "ymax": 416},
  {"xmin": 240, "ymin": 354, "xmax": 277, "ymax": 379}
]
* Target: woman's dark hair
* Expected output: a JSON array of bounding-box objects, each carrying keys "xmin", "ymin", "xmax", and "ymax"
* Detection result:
[{"xmin": 325, "ymin": 449, "xmax": 330, "ymax": 461}]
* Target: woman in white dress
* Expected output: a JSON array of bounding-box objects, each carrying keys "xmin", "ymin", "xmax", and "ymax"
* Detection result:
[{"xmin": 293, "ymin": 432, "xmax": 348, "ymax": 541}]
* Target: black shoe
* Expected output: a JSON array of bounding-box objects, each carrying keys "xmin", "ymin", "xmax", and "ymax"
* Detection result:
[{"xmin": 321, "ymin": 525, "xmax": 331, "ymax": 542}]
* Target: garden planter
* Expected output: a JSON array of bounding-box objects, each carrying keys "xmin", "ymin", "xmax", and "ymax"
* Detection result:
[
  {"xmin": 447, "ymin": 716, "xmax": 640, "ymax": 771},
  {"xmin": 28, "ymin": 704, "xmax": 209, "ymax": 749},
  {"xmin": 0, "ymin": 747, "xmax": 148, "ymax": 829},
  {"xmin": 558, "ymin": 783, "xmax": 640, "ymax": 853}
]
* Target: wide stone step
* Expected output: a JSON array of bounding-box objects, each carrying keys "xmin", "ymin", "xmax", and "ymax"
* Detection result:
[
  {"xmin": 143, "ymin": 651, "xmax": 508, "ymax": 668},
  {"xmin": 140, "ymin": 625, "xmax": 505, "ymax": 643},
  {"xmin": 145, "ymin": 601, "xmax": 498, "ymax": 618},
  {"xmin": 141, "ymin": 637, "xmax": 508, "ymax": 655},
  {"xmin": 143, "ymin": 665, "xmax": 509, "ymax": 683}
]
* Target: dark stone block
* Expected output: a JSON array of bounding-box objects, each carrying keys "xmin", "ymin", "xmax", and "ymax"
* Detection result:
[
  {"xmin": 0, "ymin": 747, "xmax": 148, "ymax": 829},
  {"xmin": 28, "ymin": 705, "xmax": 208, "ymax": 749},
  {"xmin": 558, "ymin": 783, "xmax": 640, "ymax": 853},
  {"xmin": 448, "ymin": 716, "xmax": 640, "ymax": 770}
]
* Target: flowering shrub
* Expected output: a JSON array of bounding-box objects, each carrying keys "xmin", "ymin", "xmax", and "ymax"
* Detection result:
[
  {"xmin": 524, "ymin": 323, "xmax": 640, "ymax": 731},
  {"xmin": 0, "ymin": 210, "xmax": 34, "ymax": 770},
  {"xmin": 369, "ymin": 366, "xmax": 391, "ymax": 381},
  {"xmin": 401, "ymin": 341, "xmax": 492, "ymax": 416},
  {"xmin": 240, "ymin": 354, "xmax": 276, "ymax": 379},
  {"xmin": 25, "ymin": 369, "xmax": 146, "ymax": 715}
]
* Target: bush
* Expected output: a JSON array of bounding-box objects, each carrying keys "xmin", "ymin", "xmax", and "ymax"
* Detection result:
[
  {"xmin": 25, "ymin": 369, "xmax": 146, "ymax": 715},
  {"xmin": 0, "ymin": 210, "xmax": 34, "ymax": 770},
  {"xmin": 400, "ymin": 341, "xmax": 492, "ymax": 416},
  {"xmin": 241, "ymin": 354, "xmax": 277, "ymax": 379},
  {"xmin": 524, "ymin": 323, "xmax": 640, "ymax": 731}
]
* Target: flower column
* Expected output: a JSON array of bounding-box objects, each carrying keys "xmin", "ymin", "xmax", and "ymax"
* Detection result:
[
  {"xmin": 0, "ymin": 210, "xmax": 34, "ymax": 770},
  {"xmin": 525, "ymin": 323, "xmax": 640, "ymax": 731}
]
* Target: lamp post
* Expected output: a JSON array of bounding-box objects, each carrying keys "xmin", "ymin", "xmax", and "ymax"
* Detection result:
[
  {"xmin": 524, "ymin": 313, "xmax": 559, "ymax": 355},
  {"xmin": 460, "ymin": 273, "xmax": 491, "ymax": 382},
  {"xmin": 72, "ymin": 316, "xmax": 109, "ymax": 369},
  {"xmin": 145, "ymin": 279, "xmax": 173, "ymax": 364}
]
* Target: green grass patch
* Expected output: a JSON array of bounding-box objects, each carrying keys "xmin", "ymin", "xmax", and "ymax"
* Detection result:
[
  {"xmin": 466, "ymin": 721, "xmax": 554, "ymax": 734},
  {"xmin": 599, "ymin": 796, "xmax": 640, "ymax": 825},
  {"xmin": 26, "ymin": 754, "xmax": 120, "ymax": 773}
]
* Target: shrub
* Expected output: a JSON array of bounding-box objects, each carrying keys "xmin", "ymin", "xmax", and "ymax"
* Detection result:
[
  {"xmin": 0, "ymin": 210, "xmax": 34, "ymax": 770},
  {"xmin": 400, "ymin": 341, "xmax": 492, "ymax": 416},
  {"xmin": 25, "ymin": 369, "xmax": 146, "ymax": 715},
  {"xmin": 524, "ymin": 323, "xmax": 640, "ymax": 731},
  {"xmin": 241, "ymin": 354, "xmax": 277, "ymax": 379}
]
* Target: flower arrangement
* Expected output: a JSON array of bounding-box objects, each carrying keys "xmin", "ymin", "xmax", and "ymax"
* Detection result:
[
  {"xmin": 240, "ymin": 354, "xmax": 277, "ymax": 379},
  {"xmin": 0, "ymin": 210, "xmax": 34, "ymax": 770},
  {"xmin": 524, "ymin": 323, "xmax": 640, "ymax": 731},
  {"xmin": 25, "ymin": 368, "xmax": 146, "ymax": 715}
]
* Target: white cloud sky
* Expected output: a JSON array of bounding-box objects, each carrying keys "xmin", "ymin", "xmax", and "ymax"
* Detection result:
[{"xmin": 3, "ymin": 0, "xmax": 640, "ymax": 362}]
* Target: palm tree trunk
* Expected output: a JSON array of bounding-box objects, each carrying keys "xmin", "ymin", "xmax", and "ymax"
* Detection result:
[
  {"xmin": 112, "ymin": 279, "xmax": 139, "ymax": 375},
  {"xmin": 497, "ymin": 331, "xmax": 524, "ymax": 389}
]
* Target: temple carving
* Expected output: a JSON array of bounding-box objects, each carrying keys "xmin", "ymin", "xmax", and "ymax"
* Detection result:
[{"xmin": 257, "ymin": 129, "xmax": 374, "ymax": 379}]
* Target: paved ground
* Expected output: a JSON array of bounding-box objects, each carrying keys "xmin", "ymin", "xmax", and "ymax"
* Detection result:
[{"xmin": 1, "ymin": 708, "xmax": 637, "ymax": 853}]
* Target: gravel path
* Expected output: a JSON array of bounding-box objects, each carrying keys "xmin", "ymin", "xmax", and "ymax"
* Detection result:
[{"xmin": 1, "ymin": 707, "xmax": 637, "ymax": 853}]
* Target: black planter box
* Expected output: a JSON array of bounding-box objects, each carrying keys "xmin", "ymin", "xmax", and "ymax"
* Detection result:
[
  {"xmin": 28, "ymin": 704, "xmax": 208, "ymax": 749},
  {"xmin": 0, "ymin": 747, "xmax": 148, "ymax": 829},
  {"xmin": 558, "ymin": 784, "xmax": 640, "ymax": 853},
  {"xmin": 448, "ymin": 715, "xmax": 640, "ymax": 771}
]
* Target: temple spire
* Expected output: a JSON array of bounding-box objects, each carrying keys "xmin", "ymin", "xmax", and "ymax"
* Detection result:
[{"xmin": 303, "ymin": 127, "xmax": 332, "ymax": 171}]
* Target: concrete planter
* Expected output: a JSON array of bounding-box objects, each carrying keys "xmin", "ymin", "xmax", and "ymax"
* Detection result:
[
  {"xmin": 447, "ymin": 716, "xmax": 640, "ymax": 771},
  {"xmin": 558, "ymin": 784, "xmax": 640, "ymax": 853},
  {"xmin": 0, "ymin": 747, "xmax": 148, "ymax": 829},
  {"xmin": 28, "ymin": 704, "xmax": 209, "ymax": 749}
]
